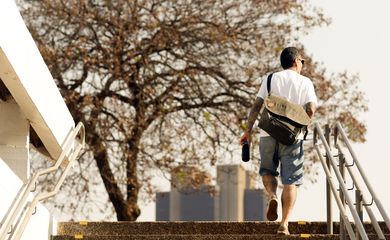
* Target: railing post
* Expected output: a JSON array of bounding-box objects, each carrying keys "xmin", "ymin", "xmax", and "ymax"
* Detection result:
[
  {"xmin": 356, "ymin": 189, "xmax": 363, "ymax": 240},
  {"xmin": 335, "ymin": 126, "xmax": 347, "ymax": 240},
  {"xmin": 325, "ymin": 124, "xmax": 333, "ymax": 234}
]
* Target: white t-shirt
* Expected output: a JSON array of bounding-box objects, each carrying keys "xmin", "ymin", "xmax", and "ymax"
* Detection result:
[{"xmin": 256, "ymin": 69, "xmax": 318, "ymax": 137}]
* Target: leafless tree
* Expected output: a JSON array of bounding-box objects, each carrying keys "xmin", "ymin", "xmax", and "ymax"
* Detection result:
[{"xmin": 19, "ymin": 0, "xmax": 367, "ymax": 221}]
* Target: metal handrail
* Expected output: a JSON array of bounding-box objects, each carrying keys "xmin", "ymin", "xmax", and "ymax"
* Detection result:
[
  {"xmin": 334, "ymin": 122, "xmax": 390, "ymax": 237},
  {"xmin": 0, "ymin": 122, "xmax": 85, "ymax": 240},
  {"xmin": 314, "ymin": 122, "xmax": 368, "ymax": 240},
  {"xmin": 314, "ymin": 144, "xmax": 356, "ymax": 237},
  {"xmin": 335, "ymin": 122, "xmax": 390, "ymax": 228},
  {"xmin": 335, "ymin": 144, "xmax": 385, "ymax": 239}
]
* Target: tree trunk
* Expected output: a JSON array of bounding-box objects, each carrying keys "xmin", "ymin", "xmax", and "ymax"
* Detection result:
[
  {"xmin": 124, "ymin": 127, "xmax": 143, "ymax": 221},
  {"xmin": 89, "ymin": 128, "xmax": 134, "ymax": 220},
  {"xmin": 125, "ymin": 149, "xmax": 141, "ymax": 221}
]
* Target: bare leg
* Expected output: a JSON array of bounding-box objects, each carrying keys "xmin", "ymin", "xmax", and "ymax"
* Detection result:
[
  {"xmin": 262, "ymin": 174, "xmax": 278, "ymax": 221},
  {"xmin": 281, "ymin": 184, "xmax": 297, "ymax": 226},
  {"xmin": 262, "ymin": 174, "xmax": 278, "ymax": 199}
]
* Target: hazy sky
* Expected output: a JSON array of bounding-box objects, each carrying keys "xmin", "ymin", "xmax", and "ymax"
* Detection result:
[
  {"xmin": 137, "ymin": 0, "xmax": 390, "ymax": 221},
  {"xmin": 296, "ymin": 0, "xmax": 390, "ymax": 220}
]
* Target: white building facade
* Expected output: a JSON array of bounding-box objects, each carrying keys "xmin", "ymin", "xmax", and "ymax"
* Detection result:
[{"xmin": 0, "ymin": 0, "xmax": 82, "ymax": 239}]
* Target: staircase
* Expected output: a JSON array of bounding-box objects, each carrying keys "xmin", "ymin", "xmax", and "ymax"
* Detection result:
[{"xmin": 52, "ymin": 221, "xmax": 390, "ymax": 239}]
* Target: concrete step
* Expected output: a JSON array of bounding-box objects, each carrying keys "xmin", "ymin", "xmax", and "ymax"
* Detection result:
[
  {"xmin": 52, "ymin": 233, "xmax": 340, "ymax": 240},
  {"xmin": 56, "ymin": 221, "xmax": 390, "ymax": 236},
  {"xmin": 51, "ymin": 233, "xmax": 390, "ymax": 240}
]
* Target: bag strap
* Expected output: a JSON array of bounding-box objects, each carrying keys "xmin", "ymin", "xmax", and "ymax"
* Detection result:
[
  {"xmin": 267, "ymin": 73, "xmax": 273, "ymax": 96},
  {"xmin": 266, "ymin": 73, "xmax": 281, "ymax": 146},
  {"xmin": 272, "ymin": 142, "xmax": 279, "ymax": 167},
  {"xmin": 303, "ymin": 126, "xmax": 309, "ymax": 140}
]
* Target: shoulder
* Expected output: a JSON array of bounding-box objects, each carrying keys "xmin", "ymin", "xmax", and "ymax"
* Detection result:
[
  {"xmin": 268, "ymin": 71, "xmax": 286, "ymax": 83},
  {"xmin": 299, "ymin": 74, "xmax": 314, "ymax": 87},
  {"xmin": 272, "ymin": 70, "xmax": 287, "ymax": 78},
  {"xmin": 269, "ymin": 70, "xmax": 313, "ymax": 86},
  {"xmin": 300, "ymin": 74, "xmax": 312, "ymax": 82}
]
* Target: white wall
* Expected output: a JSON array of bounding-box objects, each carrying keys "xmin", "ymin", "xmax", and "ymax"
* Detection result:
[
  {"xmin": 0, "ymin": 158, "xmax": 52, "ymax": 240},
  {"xmin": 0, "ymin": 0, "xmax": 75, "ymax": 161},
  {"xmin": 0, "ymin": 100, "xmax": 29, "ymax": 182},
  {"xmin": 0, "ymin": 102, "xmax": 52, "ymax": 239},
  {"xmin": 0, "ymin": 1, "xmax": 76, "ymax": 238}
]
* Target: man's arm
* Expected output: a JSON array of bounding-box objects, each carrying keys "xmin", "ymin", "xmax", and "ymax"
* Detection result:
[
  {"xmin": 247, "ymin": 97, "xmax": 264, "ymax": 131},
  {"xmin": 305, "ymin": 102, "xmax": 316, "ymax": 119},
  {"xmin": 240, "ymin": 97, "xmax": 263, "ymax": 144}
]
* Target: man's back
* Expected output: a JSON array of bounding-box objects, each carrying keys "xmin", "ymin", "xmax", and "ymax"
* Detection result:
[{"xmin": 257, "ymin": 69, "xmax": 316, "ymax": 107}]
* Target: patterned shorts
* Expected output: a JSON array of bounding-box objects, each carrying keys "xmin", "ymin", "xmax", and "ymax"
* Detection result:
[{"xmin": 259, "ymin": 136, "xmax": 304, "ymax": 185}]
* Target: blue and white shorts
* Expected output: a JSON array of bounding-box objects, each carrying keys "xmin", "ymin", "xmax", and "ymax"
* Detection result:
[{"xmin": 259, "ymin": 136, "xmax": 304, "ymax": 185}]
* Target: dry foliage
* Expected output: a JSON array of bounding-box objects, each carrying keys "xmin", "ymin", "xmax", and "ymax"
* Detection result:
[{"xmin": 19, "ymin": 0, "xmax": 367, "ymax": 221}]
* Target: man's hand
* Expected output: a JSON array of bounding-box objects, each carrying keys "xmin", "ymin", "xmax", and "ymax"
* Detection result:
[{"xmin": 240, "ymin": 130, "xmax": 251, "ymax": 145}]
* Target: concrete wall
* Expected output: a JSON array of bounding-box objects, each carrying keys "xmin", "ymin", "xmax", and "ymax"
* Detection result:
[
  {"xmin": 0, "ymin": 1, "xmax": 77, "ymax": 239},
  {"xmin": 0, "ymin": 0, "xmax": 75, "ymax": 161},
  {"xmin": 0, "ymin": 157, "xmax": 53, "ymax": 240},
  {"xmin": 0, "ymin": 100, "xmax": 29, "ymax": 182},
  {"xmin": 0, "ymin": 102, "xmax": 53, "ymax": 239}
]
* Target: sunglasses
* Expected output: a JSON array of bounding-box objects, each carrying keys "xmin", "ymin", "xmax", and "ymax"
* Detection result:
[{"xmin": 298, "ymin": 58, "xmax": 305, "ymax": 65}]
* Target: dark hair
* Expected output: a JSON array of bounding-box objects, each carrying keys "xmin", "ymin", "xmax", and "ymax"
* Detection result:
[{"xmin": 280, "ymin": 47, "xmax": 300, "ymax": 69}]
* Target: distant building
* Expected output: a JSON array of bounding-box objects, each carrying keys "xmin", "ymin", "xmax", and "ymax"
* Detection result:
[
  {"xmin": 156, "ymin": 165, "xmax": 266, "ymax": 221},
  {"xmin": 155, "ymin": 192, "xmax": 170, "ymax": 221},
  {"xmin": 170, "ymin": 185, "xmax": 217, "ymax": 221},
  {"xmin": 244, "ymin": 189, "xmax": 267, "ymax": 221}
]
